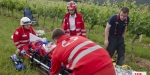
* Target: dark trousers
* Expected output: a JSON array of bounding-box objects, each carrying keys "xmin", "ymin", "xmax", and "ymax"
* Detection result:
[{"xmin": 106, "ymin": 35, "xmax": 125, "ymax": 66}]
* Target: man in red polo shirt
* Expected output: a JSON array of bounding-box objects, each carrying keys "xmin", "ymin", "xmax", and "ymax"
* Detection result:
[{"xmin": 50, "ymin": 28, "xmax": 116, "ymax": 75}]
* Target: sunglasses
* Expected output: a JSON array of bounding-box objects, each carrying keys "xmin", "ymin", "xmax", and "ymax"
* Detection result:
[{"xmin": 23, "ymin": 21, "xmax": 31, "ymax": 24}]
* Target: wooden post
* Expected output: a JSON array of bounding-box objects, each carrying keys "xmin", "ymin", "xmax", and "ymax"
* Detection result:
[{"xmin": 139, "ymin": 34, "xmax": 142, "ymax": 42}]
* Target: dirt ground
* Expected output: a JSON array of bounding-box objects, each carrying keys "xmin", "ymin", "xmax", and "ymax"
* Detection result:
[
  {"xmin": 134, "ymin": 57, "xmax": 150, "ymax": 71},
  {"xmin": 113, "ymin": 52, "xmax": 150, "ymax": 72}
]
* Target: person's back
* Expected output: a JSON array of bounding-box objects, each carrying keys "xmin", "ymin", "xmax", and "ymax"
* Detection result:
[
  {"xmin": 24, "ymin": 7, "xmax": 33, "ymax": 21},
  {"xmin": 50, "ymin": 29, "xmax": 116, "ymax": 75}
]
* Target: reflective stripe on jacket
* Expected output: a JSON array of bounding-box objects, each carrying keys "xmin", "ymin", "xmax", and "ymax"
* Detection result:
[
  {"xmin": 62, "ymin": 12, "xmax": 86, "ymax": 37},
  {"xmin": 13, "ymin": 26, "xmax": 36, "ymax": 51},
  {"xmin": 50, "ymin": 35, "xmax": 112, "ymax": 75}
]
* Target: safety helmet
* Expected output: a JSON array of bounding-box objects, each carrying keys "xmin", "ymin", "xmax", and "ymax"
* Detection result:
[
  {"xmin": 67, "ymin": 1, "xmax": 77, "ymax": 9},
  {"xmin": 20, "ymin": 17, "xmax": 32, "ymax": 25}
]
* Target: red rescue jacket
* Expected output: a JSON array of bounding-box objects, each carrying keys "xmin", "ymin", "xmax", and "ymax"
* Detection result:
[
  {"xmin": 62, "ymin": 12, "xmax": 86, "ymax": 37},
  {"xmin": 13, "ymin": 26, "xmax": 36, "ymax": 51},
  {"xmin": 50, "ymin": 35, "xmax": 113, "ymax": 75}
]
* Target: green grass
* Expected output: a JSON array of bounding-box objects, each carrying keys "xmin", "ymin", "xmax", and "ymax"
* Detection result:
[
  {"xmin": 0, "ymin": 15, "xmax": 40, "ymax": 75},
  {"xmin": 142, "ymin": 35, "xmax": 150, "ymax": 44},
  {"xmin": 0, "ymin": 12, "xmax": 150, "ymax": 74}
]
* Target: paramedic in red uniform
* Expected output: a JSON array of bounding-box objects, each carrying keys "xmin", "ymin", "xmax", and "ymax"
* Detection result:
[
  {"xmin": 50, "ymin": 28, "xmax": 116, "ymax": 75},
  {"xmin": 62, "ymin": 1, "xmax": 86, "ymax": 37},
  {"xmin": 13, "ymin": 17, "xmax": 36, "ymax": 54}
]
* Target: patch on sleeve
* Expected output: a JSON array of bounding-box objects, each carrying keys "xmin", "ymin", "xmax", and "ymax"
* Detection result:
[{"xmin": 15, "ymin": 31, "xmax": 19, "ymax": 35}]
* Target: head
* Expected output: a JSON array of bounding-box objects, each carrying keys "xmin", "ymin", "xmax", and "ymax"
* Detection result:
[
  {"xmin": 67, "ymin": 1, "xmax": 77, "ymax": 15},
  {"xmin": 20, "ymin": 17, "xmax": 32, "ymax": 29},
  {"xmin": 51, "ymin": 28, "xmax": 65, "ymax": 44},
  {"xmin": 119, "ymin": 7, "xmax": 129, "ymax": 21}
]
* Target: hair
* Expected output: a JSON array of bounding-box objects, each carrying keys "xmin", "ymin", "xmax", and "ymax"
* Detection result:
[
  {"xmin": 51, "ymin": 28, "xmax": 65, "ymax": 40},
  {"xmin": 120, "ymin": 7, "xmax": 129, "ymax": 14}
]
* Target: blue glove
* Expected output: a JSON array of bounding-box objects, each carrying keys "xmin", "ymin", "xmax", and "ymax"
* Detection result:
[{"xmin": 21, "ymin": 50, "xmax": 26, "ymax": 54}]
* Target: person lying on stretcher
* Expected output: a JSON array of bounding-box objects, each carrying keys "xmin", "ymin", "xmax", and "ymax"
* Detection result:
[{"xmin": 20, "ymin": 39, "xmax": 56, "ymax": 59}]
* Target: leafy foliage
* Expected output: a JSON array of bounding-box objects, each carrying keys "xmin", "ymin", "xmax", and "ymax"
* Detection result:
[{"xmin": 0, "ymin": 0, "xmax": 150, "ymax": 37}]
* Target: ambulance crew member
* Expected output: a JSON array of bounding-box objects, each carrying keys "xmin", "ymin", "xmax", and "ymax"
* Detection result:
[
  {"xmin": 13, "ymin": 17, "xmax": 36, "ymax": 54},
  {"xmin": 50, "ymin": 28, "xmax": 116, "ymax": 75},
  {"xmin": 62, "ymin": 1, "xmax": 86, "ymax": 37}
]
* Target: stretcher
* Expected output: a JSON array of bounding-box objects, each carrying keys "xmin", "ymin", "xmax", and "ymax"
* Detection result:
[
  {"xmin": 26, "ymin": 48, "xmax": 70, "ymax": 75},
  {"xmin": 23, "ymin": 39, "xmax": 70, "ymax": 75}
]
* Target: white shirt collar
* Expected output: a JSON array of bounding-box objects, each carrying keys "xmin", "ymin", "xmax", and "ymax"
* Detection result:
[{"xmin": 69, "ymin": 14, "xmax": 76, "ymax": 18}]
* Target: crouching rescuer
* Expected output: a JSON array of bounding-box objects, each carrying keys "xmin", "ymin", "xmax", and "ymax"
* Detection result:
[
  {"xmin": 50, "ymin": 28, "xmax": 116, "ymax": 75},
  {"xmin": 12, "ymin": 17, "xmax": 36, "ymax": 55}
]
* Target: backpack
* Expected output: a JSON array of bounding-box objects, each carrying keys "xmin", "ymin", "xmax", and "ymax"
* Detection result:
[
  {"xmin": 10, "ymin": 54, "xmax": 26, "ymax": 71},
  {"xmin": 114, "ymin": 14, "xmax": 128, "ymax": 34}
]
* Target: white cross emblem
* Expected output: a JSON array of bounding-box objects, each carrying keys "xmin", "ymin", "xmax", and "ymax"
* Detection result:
[{"xmin": 15, "ymin": 31, "xmax": 19, "ymax": 35}]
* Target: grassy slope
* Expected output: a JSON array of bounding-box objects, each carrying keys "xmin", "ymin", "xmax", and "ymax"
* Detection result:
[
  {"xmin": 0, "ymin": 14, "xmax": 150, "ymax": 74},
  {"xmin": 0, "ymin": 15, "xmax": 42, "ymax": 75}
]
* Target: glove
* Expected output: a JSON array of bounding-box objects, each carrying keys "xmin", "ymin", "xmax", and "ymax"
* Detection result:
[{"xmin": 21, "ymin": 50, "xmax": 26, "ymax": 54}]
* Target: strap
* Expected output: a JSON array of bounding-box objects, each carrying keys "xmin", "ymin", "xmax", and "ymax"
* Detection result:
[
  {"xmin": 114, "ymin": 14, "xmax": 128, "ymax": 35},
  {"xmin": 114, "ymin": 14, "xmax": 119, "ymax": 34},
  {"xmin": 122, "ymin": 16, "xmax": 128, "ymax": 34}
]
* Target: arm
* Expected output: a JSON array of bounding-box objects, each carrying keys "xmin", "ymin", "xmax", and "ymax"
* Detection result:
[
  {"xmin": 50, "ymin": 56, "xmax": 62, "ymax": 75},
  {"xmin": 122, "ymin": 26, "xmax": 127, "ymax": 38},
  {"xmin": 13, "ymin": 30, "xmax": 23, "ymax": 51},
  {"xmin": 62, "ymin": 17, "xmax": 71, "ymax": 36},
  {"xmin": 104, "ymin": 15, "xmax": 115, "ymax": 47},
  {"xmin": 62, "ymin": 18, "xmax": 67, "ymax": 30},
  {"xmin": 123, "ymin": 17, "xmax": 129, "ymax": 38},
  {"xmin": 104, "ymin": 23, "xmax": 111, "ymax": 47},
  {"xmin": 80, "ymin": 14, "xmax": 86, "ymax": 37},
  {"xmin": 30, "ymin": 26, "xmax": 36, "ymax": 36}
]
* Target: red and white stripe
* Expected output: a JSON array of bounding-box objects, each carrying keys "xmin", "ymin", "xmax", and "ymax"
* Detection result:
[
  {"xmin": 14, "ymin": 39, "xmax": 29, "ymax": 49},
  {"xmin": 67, "ymin": 40, "xmax": 102, "ymax": 70}
]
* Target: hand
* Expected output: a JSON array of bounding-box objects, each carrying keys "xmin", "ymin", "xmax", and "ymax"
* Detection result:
[
  {"xmin": 21, "ymin": 50, "xmax": 26, "ymax": 54},
  {"xmin": 122, "ymin": 34, "xmax": 125, "ymax": 39},
  {"xmin": 104, "ymin": 40, "xmax": 109, "ymax": 47},
  {"xmin": 46, "ymin": 42, "xmax": 56, "ymax": 53}
]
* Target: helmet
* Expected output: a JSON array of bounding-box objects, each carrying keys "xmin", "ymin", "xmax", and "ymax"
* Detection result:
[
  {"xmin": 20, "ymin": 17, "xmax": 31, "ymax": 25},
  {"xmin": 67, "ymin": 1, "xmax": 77, "ymax": 9}
]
